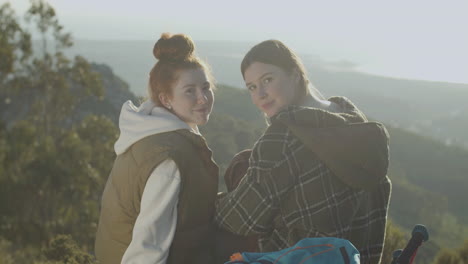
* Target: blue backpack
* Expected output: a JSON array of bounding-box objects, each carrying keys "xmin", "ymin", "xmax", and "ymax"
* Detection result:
[{"xmin": 225, "ymin": 237, "xmax": 360, "ymax": 264}]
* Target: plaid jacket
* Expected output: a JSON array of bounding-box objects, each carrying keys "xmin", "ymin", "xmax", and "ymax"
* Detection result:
[{"xmin": 215, "ymin": 97, "xmax": 391, "ymax": 264}]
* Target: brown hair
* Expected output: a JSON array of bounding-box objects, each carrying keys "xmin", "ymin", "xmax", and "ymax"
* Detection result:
[
  {"xmin": 241, "ymin": 40, "xmax": 313, "ymax": 102},
  {"xmin": 149, "ymin": 33, "xmax": 213, "ymax": 106}
]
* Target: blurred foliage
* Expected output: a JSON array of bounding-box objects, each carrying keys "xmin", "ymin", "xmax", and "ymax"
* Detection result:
[
  {"xmin": 0, "ymin": 0, "xmax": 116, "ymax": 259},
  {"xmin": 41, "ymin": 234, "xmax": 97, "ymax": 264},
  {"xmin": 433, "ymin": 240, "xmax": 468, "ymax": 264},
  {"xmin": 0, "ymin": 236, "xmax": 43, "ymax": 264},
  {"xmin": 387, "ymin": 126, "xmax": 468, "ymax": 250},
  {"xmin": 0, "ymin": 235, "xmax": 97, "ymax": 264}
]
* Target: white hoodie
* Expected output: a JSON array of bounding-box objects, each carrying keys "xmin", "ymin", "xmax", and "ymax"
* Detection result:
[{"xmin": 115, "ymin": 100, "xmax": 197, "ymax": 264}]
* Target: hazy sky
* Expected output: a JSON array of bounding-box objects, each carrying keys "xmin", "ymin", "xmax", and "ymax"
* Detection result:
[{"xmin": 3, "ymin": 0, "xmax": 468, "ymax": 84}]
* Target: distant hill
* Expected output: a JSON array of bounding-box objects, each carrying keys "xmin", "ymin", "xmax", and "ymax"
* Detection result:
[
  {"xmin": 75, "ymin": 63, "xmax": 139, "ymax": 124},
  {"xmin": 0, "ymin": 63, "xmax": 138, "ymax": 127},
  {"xmin": 67, "ymin": 39, "xmax": 468, "ymax": 150}
]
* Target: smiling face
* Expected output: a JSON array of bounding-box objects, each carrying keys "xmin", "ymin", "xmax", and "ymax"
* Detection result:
[
  {"xmin": 159, "ymin": 67, "xmax": 214, "ymax": 129},
  {"xmin": 244, "ymin": 62, "xmax": 298, "ymax": 117}
]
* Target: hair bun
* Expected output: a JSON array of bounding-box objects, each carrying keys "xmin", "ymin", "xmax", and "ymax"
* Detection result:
[{"xmin": 153, "ymin": 33, "xmax": 195, "ymax": 62}]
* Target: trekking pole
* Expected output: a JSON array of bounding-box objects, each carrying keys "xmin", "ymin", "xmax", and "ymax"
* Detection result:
[{"xmin": 394, "ymin": 224, "xmax": 429, "ymax": 264}]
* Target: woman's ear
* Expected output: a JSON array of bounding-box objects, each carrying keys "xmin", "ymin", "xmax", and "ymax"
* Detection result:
[{"xmin": 159, "ymin": 93, "xmax": 172, "ymax": 109}]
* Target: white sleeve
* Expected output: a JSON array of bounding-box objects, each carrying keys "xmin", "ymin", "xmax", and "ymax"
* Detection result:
[{"xmin": 121, "ymin": 159, "xmax": 181, "ymax": 264}]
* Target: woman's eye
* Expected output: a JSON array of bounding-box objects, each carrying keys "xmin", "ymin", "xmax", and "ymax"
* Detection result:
[
  {"xmin": 185, "ymin": 88, "xmax": 194, "ymax": 94},
  {"xmin": 263, "ymin": 77, "xmax": 272, "ymax": 84},
  {"xmin": 247, "ymin": 85, "xmax": 256, "ymax": 91}
]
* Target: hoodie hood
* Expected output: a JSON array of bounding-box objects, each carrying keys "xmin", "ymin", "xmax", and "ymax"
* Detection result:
[
  {"xmin": 114, "ymin": 100, "xmax": 194, "ymax": 155},
  {"xmin": 272, "ymin": 97, "xmax": 390, "ymax": 191}
]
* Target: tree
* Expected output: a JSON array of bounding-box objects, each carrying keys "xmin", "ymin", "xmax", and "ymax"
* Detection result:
[
  {"xmin": 0, "ymin": 0, "xmax": 117, "ymax": 253},
  {"xmin": 0, "ymin": 3, "xmax": 31, "ymax": 83}
]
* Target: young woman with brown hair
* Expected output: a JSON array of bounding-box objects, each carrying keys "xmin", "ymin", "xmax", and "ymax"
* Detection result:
[{"xmin": 216, "ymin": 39, "xmax": 391, "ymax": 264}]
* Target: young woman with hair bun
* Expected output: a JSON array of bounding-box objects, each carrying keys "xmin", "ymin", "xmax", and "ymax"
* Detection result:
[{"xmin": 95, "ymin": 33, "xmax": 218, "ymax": 264}]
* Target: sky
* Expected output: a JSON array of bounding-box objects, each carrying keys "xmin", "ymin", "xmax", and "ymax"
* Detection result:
[{"xmin": 3, "ymin": 0, "xmax": 468, "ymax": 84}]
